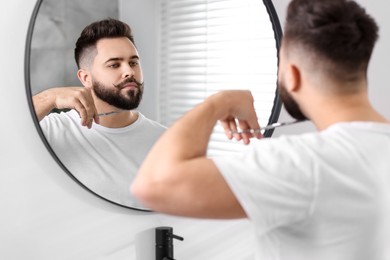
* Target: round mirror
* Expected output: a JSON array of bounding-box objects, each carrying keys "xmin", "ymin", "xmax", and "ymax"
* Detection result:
[{"xmin": 25, "ymin": 0, "xmax": 282, "ymax": 210}]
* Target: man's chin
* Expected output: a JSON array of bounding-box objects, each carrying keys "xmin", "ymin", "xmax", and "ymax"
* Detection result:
[{"xmin": 111, "ymin": 103, "xmax": 141, "ymax": 111}]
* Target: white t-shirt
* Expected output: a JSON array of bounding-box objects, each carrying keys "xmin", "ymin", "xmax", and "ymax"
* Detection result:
[
  {"xmin": 40, "ymin": 110, "xmax": 166, "ymax": 209},
  {"xmin": 212, "ymin": 122, "xmax": 390, "ymax": 260}
]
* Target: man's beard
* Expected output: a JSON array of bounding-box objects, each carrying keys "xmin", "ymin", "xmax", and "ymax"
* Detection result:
[
  {"xmin": 92, "ymin": 77, "xmax": 144, "ymax": 110},
  {"xmin": 277, "ymin": 78, "xmax": 307, "ymax": 121}
]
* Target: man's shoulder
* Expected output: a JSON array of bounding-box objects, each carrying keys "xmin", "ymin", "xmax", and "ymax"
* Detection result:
[
  {"xmin": 40, "ymin": 110, "xmax": 79, "ymax": 130},
  {"xmin": 138, "ymin": 113, "xmax": 167, "ymax": 131}
]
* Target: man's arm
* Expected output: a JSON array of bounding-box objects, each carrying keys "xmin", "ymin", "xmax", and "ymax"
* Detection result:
[
  {"xmin": 131, "ymin": 90, "xmax": 262, "ymax": 219},
  {"xmin": 32, "ymin": 87, "xmax": 98, "ymax": 128}
]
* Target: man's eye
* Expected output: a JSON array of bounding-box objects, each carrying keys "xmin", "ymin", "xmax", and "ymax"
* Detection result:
[
  {"xmin": 109, "ymin": 63, "xmax": 119, "ymax": 68},
  {"xmin": 130, "ymin": 61, "xmax": 139, "ymax": 67}
]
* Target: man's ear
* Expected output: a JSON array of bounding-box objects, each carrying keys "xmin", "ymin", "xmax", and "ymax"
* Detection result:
[
  {"xmin": 286, "ymin": 63, "xmax": 301, "ymax": 93},
  {"xmin": 77, "ymin": 69, "xmax": 92, "ymax": 89}
]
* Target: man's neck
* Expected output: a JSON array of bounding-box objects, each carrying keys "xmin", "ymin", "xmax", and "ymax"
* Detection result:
[
  {"xmin": 305, "ymin": 91, "xmax": 389, "ymax": 131},
  {"xmin": 93, "ymin": 94, "xmax": 139, "ymax": 128},
  {"xmin": 97, "ymin": 109, "xmax": 139, "ymax": 128}
]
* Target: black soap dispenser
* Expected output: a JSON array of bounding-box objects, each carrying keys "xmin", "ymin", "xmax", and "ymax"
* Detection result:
[{"xmin": 155, "ymin": 226, "xmax": 184, "ymax": 260}]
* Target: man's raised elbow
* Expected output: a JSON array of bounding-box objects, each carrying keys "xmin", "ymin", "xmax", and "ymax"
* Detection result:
[
  {"xmin": 131, "ymin": 168, "xmax": 171, "ymax": 208},
  {"xmin": 131, "ymin": 163, "xmax": 184, "ymax": 209},
  {"xmin": 131, "ymin": 175, "xmax": 156, "ymax": 206}
]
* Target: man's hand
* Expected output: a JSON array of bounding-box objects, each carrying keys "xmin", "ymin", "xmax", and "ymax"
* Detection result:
[
  {"xmin": 211, "ymin": 90, "xmax": 263, "ymax": 144},
  {"xmin": 33, "ymin": 86, "xmax": 99, "ymax": 128}
]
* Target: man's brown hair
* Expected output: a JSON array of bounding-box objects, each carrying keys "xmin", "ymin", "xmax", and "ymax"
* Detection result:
[
  {"xmin": 74, "ymin": 18, "xmax": 135, "ymax": 69},
  {"xmin": 284, "ymin": 0, "xmax": 378, "ymax": 82}
]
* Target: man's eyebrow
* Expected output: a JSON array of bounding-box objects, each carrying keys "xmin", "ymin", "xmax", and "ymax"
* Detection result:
[{"xmin": 104, "ymin": 55, "xmax": 139, "ymax": 64}]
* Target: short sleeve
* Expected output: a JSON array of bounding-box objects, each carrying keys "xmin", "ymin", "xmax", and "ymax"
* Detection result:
[{"xmin": 212, "ymin": 136, "xmax": 316, "ymax": 234}]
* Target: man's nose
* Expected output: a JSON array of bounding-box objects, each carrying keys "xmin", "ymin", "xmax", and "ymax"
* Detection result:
[{"xmin": 123, "ymin": 64, "xmax": 135, "ymax": 78}]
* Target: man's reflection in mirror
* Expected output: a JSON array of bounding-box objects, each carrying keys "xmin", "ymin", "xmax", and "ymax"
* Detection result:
[{"xmin": 32, "ymin": 18, "xmax": 166, "ymax": 209}]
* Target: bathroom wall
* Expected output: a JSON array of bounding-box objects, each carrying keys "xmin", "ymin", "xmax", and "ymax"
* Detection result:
[
  {"xmin": 119, "ymin": 0, "xmax": 160, "ymax": 120},
  {"xmin": 1, "ymin": 0, "xmax": 389, "ymax": 259},
  {"xmin": 30, "ymin": 0, "xmax": 119, "ymax": 95}
]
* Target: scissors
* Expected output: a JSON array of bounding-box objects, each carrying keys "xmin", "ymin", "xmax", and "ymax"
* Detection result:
[{"xmin": 229, "ymin": 120, "xmax": 305, "ymax": 134}]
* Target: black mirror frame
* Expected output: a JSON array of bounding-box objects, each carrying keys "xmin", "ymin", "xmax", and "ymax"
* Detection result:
[
  {"xmin": 262, "ymin": 0, "xmax": 283, "ymax": 137},
  {"xmin": 24, "ymin": 0, "xmax": 283, "ymax": 210}
]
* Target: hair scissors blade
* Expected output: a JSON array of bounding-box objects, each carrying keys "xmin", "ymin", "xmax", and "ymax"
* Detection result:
[
  {"xmin": 97, "ymin": 110, "xmax": 125, "ymax": 117},
  {"xmin": 230, "ymin": 120, "xmax": 306, "ymax": 134}
]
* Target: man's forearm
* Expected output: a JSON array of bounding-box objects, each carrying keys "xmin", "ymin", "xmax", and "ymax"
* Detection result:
[
  {"xmin": 131, "ymin": 91, "xmax": 257, "ymax": 216},
  {"xmin": 32, "ymin": 90, "xmax": 55, "ymax": 121},
  {"xmin": 152, "ymin": 102, "xmax": 214, "ymax": 164},
  {"xmin": 131, "ymin": 92, "xmax": 229, "ymax": 210},
  {"xmin": 138, "ymin": 90, "xmax": 257, "ymax": 172},
  {"xmin": 149, "ymin": 92, "xmax": 229, "ymax": 163}
]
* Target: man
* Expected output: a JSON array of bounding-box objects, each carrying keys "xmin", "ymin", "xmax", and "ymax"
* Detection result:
[
  {"xmin": 33, "ymin": 18, "xmax": 165, "ymax": 209},
  {"xmin": 132, "ymin": 0, "xmax": 390, "ymax": 258}
]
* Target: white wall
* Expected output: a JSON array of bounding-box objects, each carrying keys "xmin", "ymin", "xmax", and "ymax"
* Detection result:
[
  {"xmin": 1, "ymin": 1, "xmax": 389, "ymax": 259},
  {"xmin": 119, "ymin": 0, "xmax": 160, "ymax": 121},
  {"xmin": 357, "ymin": 0, "xmax": 390, "ymax": 119}
]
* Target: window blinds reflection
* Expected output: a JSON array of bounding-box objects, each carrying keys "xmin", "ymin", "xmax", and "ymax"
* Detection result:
[{"xmin": 159, "ymin": 0, "xmax": 278, "ymax": 156}]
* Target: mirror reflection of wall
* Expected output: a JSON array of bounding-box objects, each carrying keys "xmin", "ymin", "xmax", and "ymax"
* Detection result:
[
  {"xmin": 30, "ymin": 0, "xmax": 119, "ymax": 95},
  {"xmin": 27, "ymin": 0, "xmax": 281, "ymax": 210},
  {"xmin": 119, "ymin": 0, "xmax": 159, "ymax": 120}
]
